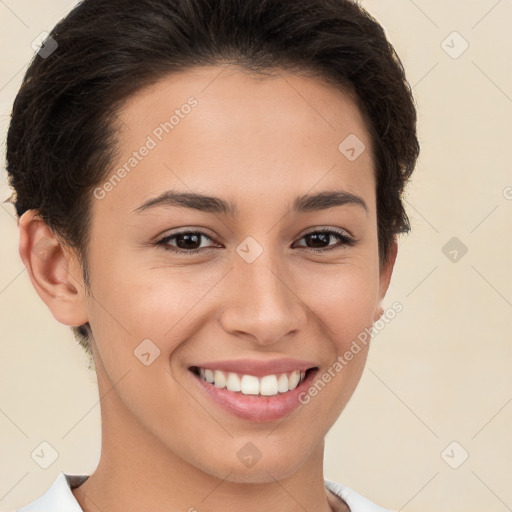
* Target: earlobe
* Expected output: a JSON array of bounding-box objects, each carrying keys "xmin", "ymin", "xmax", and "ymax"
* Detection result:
[
  {"xmin": 18, "ymin": 210, "xmax": 89, "ymax": 326},
  {"xmin": 373, "ymin": 236, "xmax": 398, "ymax": 323}
]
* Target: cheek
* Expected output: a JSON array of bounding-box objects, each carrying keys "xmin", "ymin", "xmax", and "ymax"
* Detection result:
[
  {"xmin": 89, "ymin": 264, "xmax": 198, "ymax": 338},
  {"xmin": 296, "ymin": 266, "xmax": 377, "ymax": 427},
  {"xmin": 298, "ymin": 262, "xmax": 380, "ymax": 349}
]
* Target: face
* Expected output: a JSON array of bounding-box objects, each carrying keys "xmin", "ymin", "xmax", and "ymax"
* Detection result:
[{"xmin": 60, "ymin": 66, "xmax": 395, "ymax": 483}]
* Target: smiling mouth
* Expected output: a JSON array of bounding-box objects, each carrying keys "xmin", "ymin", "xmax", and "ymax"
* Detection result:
[{"xmin": 189, "ymin": 366, "xmax": 318, "ymax": 396}]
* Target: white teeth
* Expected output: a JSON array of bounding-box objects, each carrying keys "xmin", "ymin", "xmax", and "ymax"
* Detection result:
[
  {"xmin": 259, "ymin": 375, "xmax": 278, "ymax": 396},
  {"xmin": 204, "ymin": 368, "xmax": 214, "ymax": 383},
  {"xmin": 241, "ymin": 375, "xmax": 260, "ymax": 395},
  {"xmin": 196, "ymin": 367, "xmax": 308, "ymax": 395},
  {"xmin": 213, "ymin": 370, "xmax": 226, "ymax": 388},
  {"xmin": 226, "ymin": 372, "xmax": 241, "ymax": 392},
  {"xmin": 277, "ymin": 373, "xmax": 289, "ymax": 392},
  {"xmin": 288, "ymin": 370, "xmax": 300, "ymax": 390}
]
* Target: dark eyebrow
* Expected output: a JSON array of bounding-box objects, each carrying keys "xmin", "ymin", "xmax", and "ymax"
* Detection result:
[
  {"xmin": 293, "ymin": 190, "xmax": 368, "ymax": 215},
  {"xmin": 132, "ymin": 189, "xmax": 367, "ymax": 216},
  {"xmin": 133, "ymin": 191, "xmax": 238, "ymax": 216}
]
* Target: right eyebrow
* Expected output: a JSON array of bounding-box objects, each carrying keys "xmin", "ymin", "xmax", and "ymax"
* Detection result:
[{"xmin": 132, "ymin": 191, "xmax": 238, "ymax": 216}]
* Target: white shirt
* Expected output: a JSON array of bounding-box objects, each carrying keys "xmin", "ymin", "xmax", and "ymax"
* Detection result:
[{"xmin": 15, "ymin": 472, "xmax": 395, "ymax": 512}]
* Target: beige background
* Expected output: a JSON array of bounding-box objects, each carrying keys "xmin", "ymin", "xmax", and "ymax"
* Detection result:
[{"xmin": 1, "ymin": 1, "xmax": 511, "ymax": 511}]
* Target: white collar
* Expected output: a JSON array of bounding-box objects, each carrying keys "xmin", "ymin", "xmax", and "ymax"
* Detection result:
[
  {"xmin": 17, "ymin": 472, "xmax": 87, "ymax": 512},
  {"xmin": 325, "ymin": 479, "xmax": 394, "ymax": 512}
]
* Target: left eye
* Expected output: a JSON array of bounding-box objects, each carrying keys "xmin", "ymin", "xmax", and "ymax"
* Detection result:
[
  {"xmin": 294, "ymin": 229, "xmax": 356, "ymax": 252},
  {"xmin": 156, "ymin": 228, "xmax": 356, "ymax": 255}
]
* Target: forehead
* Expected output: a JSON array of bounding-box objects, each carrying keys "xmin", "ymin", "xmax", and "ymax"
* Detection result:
[
  {"xmin": 98, "ymin": 65, "xmax": 375, "ymax": 217},
  {"xmin": 117, "ymin": 65, "xmax": 371, "ymax": 148}
]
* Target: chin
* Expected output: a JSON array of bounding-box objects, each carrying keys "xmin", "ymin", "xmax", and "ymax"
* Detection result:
[
  {"xmin": 209, "ymin": 447, "xmax": 308, "ymax": 484},
  {"xmin": 222, "ymin": 464, "xmax": 300, "ymax": 484}
]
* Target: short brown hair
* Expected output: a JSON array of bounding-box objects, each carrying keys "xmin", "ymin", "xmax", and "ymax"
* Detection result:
[{"xmin": 5, "ymin": 0, "xmax": 420, "ymax": 364}]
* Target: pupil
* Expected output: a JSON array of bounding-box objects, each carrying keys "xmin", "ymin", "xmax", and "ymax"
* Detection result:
[
  {"xmin": 177, "ymin": 233, "xmax": 200, "ymax": 249},
  {"xmin": 308, "ymin": 233, "xmax": 329, "ymax": 248}
]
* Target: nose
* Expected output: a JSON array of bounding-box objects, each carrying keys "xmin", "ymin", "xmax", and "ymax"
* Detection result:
[{"xmin": 219, "ymin": 248, "xmax": 308, "ymax": 346}]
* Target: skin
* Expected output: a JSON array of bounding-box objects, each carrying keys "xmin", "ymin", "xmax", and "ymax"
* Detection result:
[{"xmin": 18, "ymin": 65, "xmax": 397, "ymax": 512}]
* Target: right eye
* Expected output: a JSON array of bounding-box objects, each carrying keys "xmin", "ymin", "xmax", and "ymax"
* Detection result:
[{"xmin": 156, "ymin": 230, "xmax": 221, "ymax": 255}]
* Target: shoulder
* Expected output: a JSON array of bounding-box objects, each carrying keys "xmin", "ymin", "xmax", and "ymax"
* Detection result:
[
  {"xmin": 16, "ymin": 472, "xmax": 88, "ymax": 512},
  {"xmin": 325, "ymin": 478, "xmax": 395, "ymax": 512}
]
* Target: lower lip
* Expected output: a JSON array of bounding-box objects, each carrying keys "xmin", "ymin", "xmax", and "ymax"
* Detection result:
[{"xmin": 189, "ymin": 368, "xmax": 319, "ymax": 422}]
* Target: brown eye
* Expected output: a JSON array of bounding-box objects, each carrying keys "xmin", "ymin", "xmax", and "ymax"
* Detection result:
[
  {"xmin": 157, "ymin": 230, "xmax": 219, "ymax": 255},
  {"xmin": 294, "ymin": 229, "xmax": 356, "ymax": 252}
]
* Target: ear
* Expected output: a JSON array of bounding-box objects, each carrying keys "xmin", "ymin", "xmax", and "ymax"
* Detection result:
[
  {"xmin": 373, "ymin": 236, "xmax": 398, "ymax": 323},
  {"xmin": 18, "ymin": 210, "xmax": 89, "ymax": 327}
]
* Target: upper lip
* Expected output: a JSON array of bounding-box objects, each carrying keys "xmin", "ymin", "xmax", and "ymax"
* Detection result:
[{"xmin": 189, "ymin": 358, "xmax": 319, "ymax": 377}]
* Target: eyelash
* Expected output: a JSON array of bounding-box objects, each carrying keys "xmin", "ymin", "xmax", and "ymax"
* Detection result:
[{"xmin": 155, "ymin": 228, "xmax": 356, "ymax": 255}]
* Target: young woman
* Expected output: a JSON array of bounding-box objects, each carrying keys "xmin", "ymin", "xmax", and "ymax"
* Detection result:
[{"xmin": 7, "ymin": 0, "xmax": 419, "ymax": 510}]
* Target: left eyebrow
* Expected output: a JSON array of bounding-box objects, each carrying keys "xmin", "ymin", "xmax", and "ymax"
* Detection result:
[
  {"xmin": 132, "ymin": 189, "xmax": 368, "ymax": 216},
  {"xmin": 292, "ymin": 190, "xmax": 368, "ymax": 215}
]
